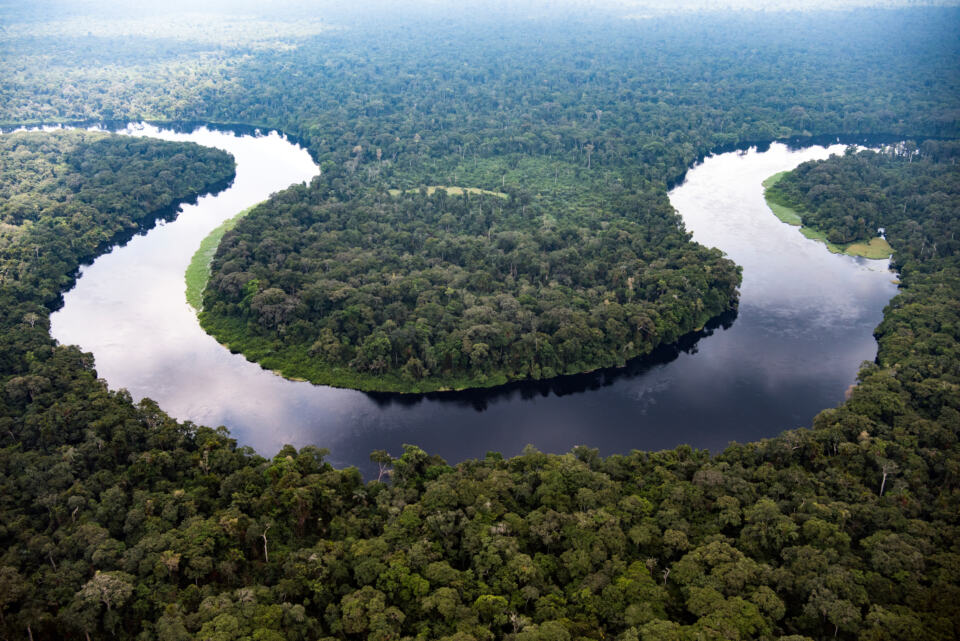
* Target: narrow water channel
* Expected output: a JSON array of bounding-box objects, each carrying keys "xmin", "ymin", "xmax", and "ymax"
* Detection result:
[{"xmin": 50, "ymin": 125, "xmax": 898, "ymax": 475}]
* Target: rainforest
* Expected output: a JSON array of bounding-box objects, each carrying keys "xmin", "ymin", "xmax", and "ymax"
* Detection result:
[
  {"xmin": 199, "ymin": 172, "xmax": 740, "ymax": 392},
  {"xmin": 0, "ymin": 1, "xmax": 958, "ymax": 639}
]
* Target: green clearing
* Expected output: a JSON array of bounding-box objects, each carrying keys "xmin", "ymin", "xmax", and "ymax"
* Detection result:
[
  {"xmin": 763, "ymin": 171, "xmax": 892, "ymax": 259},
  {"xmin": 762, "ymin": 171, "xmax": 803, "ymax": 225},
  {"xmin": 185, "ymin": 203, "xmax": 259, "ymax": 311},
  {"xmin": 813, "ymin": 232, "xmax": 894, "ymax": 259},
  {"xmin": 846, "ymin": 236, "xmax": 895, "ymax": 259},
  {"xmin": 387, "ymin": 185, "xmax": 507, "ymax": 198}
]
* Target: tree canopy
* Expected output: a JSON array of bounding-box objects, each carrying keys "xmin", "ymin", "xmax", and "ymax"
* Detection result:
[
  {"xmin": 199, "ymin": 165, "xmax": 739, "ymax": 391},
  {"xmin": 0, "ymin": 125, "xmax": 958, "ymax": 641},
  {"xmin": 0, "ymin": 5, "xmax": 958, "ymax": 640}
]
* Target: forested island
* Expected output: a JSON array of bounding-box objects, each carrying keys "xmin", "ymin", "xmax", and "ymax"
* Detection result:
[{"xmin": 0, "ymin": 2, "xmax": 959, "ymax": 640}]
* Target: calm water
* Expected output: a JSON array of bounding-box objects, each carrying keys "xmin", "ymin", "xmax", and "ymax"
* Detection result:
[{"xmin": 50, "ymin": 125, "xmax": 898, "ymax": 475}]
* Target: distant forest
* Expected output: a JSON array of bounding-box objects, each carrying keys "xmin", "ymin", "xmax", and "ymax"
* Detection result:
[{"xmin": 0, "ymin": 5, "xmax": 958, "ymax": 640}]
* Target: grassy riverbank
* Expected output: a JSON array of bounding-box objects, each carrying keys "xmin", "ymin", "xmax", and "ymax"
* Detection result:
[
  {"xmin": 763, "ymin": 171, "xmax": 893, "ymax": 259},
  {"xmin": 185, "ymin": 203, "xmax": 259, "ymax": 311},
  {"xmin": 761, "ymin": 171, "xmax": 804, "ymax": 225}
]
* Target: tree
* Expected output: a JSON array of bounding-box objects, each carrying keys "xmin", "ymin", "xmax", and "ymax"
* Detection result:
[{"xmin": 370, "ymin": 450, "xmax": 394, "ymax": 483}]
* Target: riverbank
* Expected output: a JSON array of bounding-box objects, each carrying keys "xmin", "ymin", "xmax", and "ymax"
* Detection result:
[
  {"xmin": 53, "ymin": 133, "xmax": 898, "ymax": 470},
  {"xmin": 762, "ymin": 171, "xmax": 893, "ymax": 259},
  {"xmin": 185, "ymin": 202, "xmax": 260, "ymax": 311},
  {"xmin": 197, "ymin": 311, "xmax": 513, "ymax": 392},
  {"xmin": 197, "ymin": 306, "xmax": 732, "ymax": 394}
]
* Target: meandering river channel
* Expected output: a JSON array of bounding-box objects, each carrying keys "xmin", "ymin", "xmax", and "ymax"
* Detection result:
[{"xmin": 50, "ymin": 124, "xmax": 898, "ymax": 474}]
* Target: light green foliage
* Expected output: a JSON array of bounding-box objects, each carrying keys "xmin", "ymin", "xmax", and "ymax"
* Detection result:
[
  {"xmin": 763, "ymin": 171, "xmax": 804, "ymax": 225},
  {"xmin": 185, "ymin": 203, "xmax": 258, "ymax": 311},
  {"xmin": 386, "ymin": 185, "xmax": 507, "ymax": 198}
]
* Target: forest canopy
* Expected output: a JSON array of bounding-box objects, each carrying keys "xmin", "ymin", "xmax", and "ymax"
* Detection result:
[
  {"xmin": 166, "ymin": 7, "xmax": 958, "ymax": 391},
  {"xmin": 199, "ymin": 167, "xmax": 740, "ymax": 391},
  {"xmin": 0, "ymin": 134, "xmax": 957, "ymax": 640},
  {"xmin": 0, "ymin": 4, "xmax": 958, "ymax": 640},
  {"xmin": 768, "ymin": 141, "xmax": 960, "ymax": 249}
]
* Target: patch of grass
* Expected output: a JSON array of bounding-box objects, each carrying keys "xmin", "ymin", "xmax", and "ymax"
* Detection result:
[
  {"xmin": 766, "ymin": 200, "xmax": 804, "ymax": 226},
  {"xmin": 843, "ymin": 236, "xmax": 894, "ymax": 259},
  {"xmin": 797, "ymin": 227, "xmax": 892, "ymax": 258},
  {"xmin": 798, "ymin": 226, "xmax": 847, "ymax": 254},
  {"xmin": 387, "ymin": 185, "xmax": 507, "ymax": 198},
  {"xmin": 760, "ymin": 171, "xmax": 787, "ymax": 190},
  {"xmin": 763, "ymin": 172, "xmax": 892, "ymax": 260},
  {"xmin": 762, "ymin": 171, "xmax": 803, "ymax": 226},
  {"xmin": 185, "ymin": 203, "xmax": 259, "ymax": 311}
]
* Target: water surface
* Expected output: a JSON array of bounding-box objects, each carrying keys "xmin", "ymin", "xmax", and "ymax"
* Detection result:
[{"xmin": 50, "ymin": 126, "xmax": 898, "ymax": 474}]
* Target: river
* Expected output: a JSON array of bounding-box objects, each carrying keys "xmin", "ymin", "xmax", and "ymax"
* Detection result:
[{"xmin": 49, "ymin": 124, "xmax": 898, "ymax": 475}]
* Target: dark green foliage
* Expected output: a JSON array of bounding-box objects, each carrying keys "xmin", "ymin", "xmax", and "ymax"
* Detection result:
[
  {"xmin": 3, "ymin": 8, "xmax": 959, "ymax": 173},
  {"xmin": 176, "ymin": 9, "xmax": 959, "ymax": 392},
  {"xmin": 767, "ymin": 142, "xmax": 960, "ymax": 247},
  {"xmin": 0, "ymin": 134, "xmax": 958, "ymax": 640},
  {"xmin": 0, "ymin": 130, "xmax": 235, "ymax": 378},
  {"xmin": 0, "ymin": 6, "xmax": 959, "ymax": 640},
  {"xmin": 199, "ymin": 167, "xmax": 739, "ymax": 391}
]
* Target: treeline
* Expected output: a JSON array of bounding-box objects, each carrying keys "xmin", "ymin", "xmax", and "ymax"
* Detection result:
[
  {"xmin": 766, "ymin": 140, "xmax": 960, "ymax": 246},
  {"xmin": 4, "ymin": 8, "xmax": 958, "ymax": 391},
  {"xmin": 215, "ymin": 9, "xmax": 959, "ymax": 187},
  {"xmin": 0, "ymin": 129, "xmax": 958, "ymax": 641},
  {"xmin": 0, "ymin": 131, "xmax": 235, "ymax": 230},
  {"xmin": 3, "ymin": 9, "xmax": 959, "ymax": 185},
  {"xmin": 0, "ymin": 130, "xmax": 235, "ymax": 320},
  {"xmin": 199, "ymin": 167, "xmax": 740, "ymax": 391}
]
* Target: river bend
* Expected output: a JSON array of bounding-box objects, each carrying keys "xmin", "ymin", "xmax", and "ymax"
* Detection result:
[{"xmin": 49, "ymin": 125, "xmax": 898, "ymax": 474}]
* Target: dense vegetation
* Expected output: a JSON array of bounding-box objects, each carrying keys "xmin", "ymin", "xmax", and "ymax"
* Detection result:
[
  {"xmin": 1, "ymin": 133, "xmax": 958, "ymax": 640},
  {"xmin": 199, "ymin": 167, "xmax": 739, "ymax": 391},
  {"xmin": 761, "ymin": 170, "xmax": 892, "ymax": 259},
  {"xmin": 172, "ymin": 7, "xmax": 957, "ymax": 390},
  {"xmin": 4, "ymin": 8, "xmax": 958, "ymax": 171},
  {"xmin": 0, "ymin": 130, "xmax": 235, "ymax": 310},
  {"xmin": 768, "ymin": 141, "xmax": 960, "ymax": 248},
  {"xmin": 1, "ymin": 4, "xmax": 959, "ymax": 640},
  {"xmin": 4, "ymin": 6, "xmax": 958, "ymax": 388}
]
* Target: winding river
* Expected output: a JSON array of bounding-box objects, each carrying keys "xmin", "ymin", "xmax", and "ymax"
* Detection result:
[{"xmin": 49, "ymin": 124, "xmax": 898, "ymax": 475}]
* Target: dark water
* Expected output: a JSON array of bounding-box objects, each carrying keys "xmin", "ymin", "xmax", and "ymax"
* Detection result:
[{"xmin": 49, "ymin": 125, "xmax": 898, "ymax": 476}]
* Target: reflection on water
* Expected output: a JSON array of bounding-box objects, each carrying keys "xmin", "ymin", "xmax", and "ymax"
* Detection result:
[
  {"xmin": 50, "ymin": 126, "xmax": 898, "ymax": 477},
  {"xmin": 364, "ymin": 310, "xmax": 738, "ymax": 411}
]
